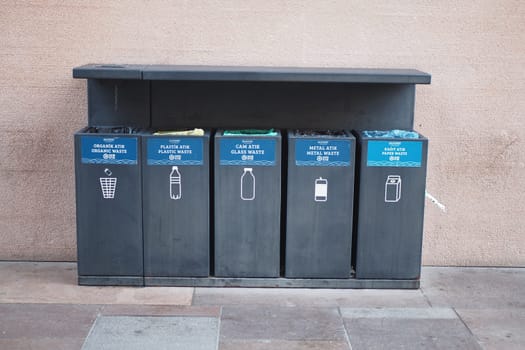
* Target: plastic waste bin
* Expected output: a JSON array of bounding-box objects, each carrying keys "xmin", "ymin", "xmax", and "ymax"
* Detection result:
[
  {"xmin": 285, "ymin": 130, "xmax": 355, "ymax": 278},
  {"xmin": 354, "ymin": 130, "xmax": 428, "ymax": 279},
  {"xmin": 142, "ymin": 129, "xmax": 210, "ymax": 277},
  {"xmin": 214, "ymin": 129, "xmax": 282, "ymax": 277},
  {"xmin": 74, "ymin": 126, "xmax": 143, "ymax": 285}
]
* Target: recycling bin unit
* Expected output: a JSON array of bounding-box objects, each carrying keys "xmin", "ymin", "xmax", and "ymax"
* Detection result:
[
  {"xmin": 285, "ymin": 130, "xmax": 356, "ymax": 278},
  {"xmin": 354, "ymin": 131, "xmax": 428, "ymax": 279},
  {"xmin": 142, "ymin": 131, "xmax": 210, "ymax": 278},
  {"xmin": 214, "ymin": 130, "xmax": 282, "ymax": 277},
  {"xmin": 74, "ymin": 127, "xmax": 143, "ymax": 285}
]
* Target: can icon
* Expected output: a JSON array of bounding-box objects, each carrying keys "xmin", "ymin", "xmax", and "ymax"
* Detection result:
[
  {"xmin": 385, "ymin": 175, "xmax": 401, "ymax": 202},
  {"xmin": 314, "ymin": 177, "xmax": 328, "ymax": 202}
]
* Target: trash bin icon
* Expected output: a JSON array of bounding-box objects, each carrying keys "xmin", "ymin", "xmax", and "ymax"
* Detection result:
[{"xmin": 99, "ymin": 168, "xmax": 117, "ymax": 199}]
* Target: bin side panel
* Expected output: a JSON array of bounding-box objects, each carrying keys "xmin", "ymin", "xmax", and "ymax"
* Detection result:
[
  {"xmin": 142, "ymin": 136, "xmax": 210, "ymax": 277},
  {"xmin": 285, "ymin": 137, "xmax": 355, "ymax": 278},
  {"xmin": 355, "ymin": 139, "xmax": 428, "ymax": 279},
  {"xmin": 214, "ymin": 136, "xmax": 281, "ymax": 278},
  {"xmin": 75, "ymin": 134, "xmax": 143, "ymax": 277},
  {"xmin": 88, "ymin": 79, "xmax": 150, "ymax": 128}
]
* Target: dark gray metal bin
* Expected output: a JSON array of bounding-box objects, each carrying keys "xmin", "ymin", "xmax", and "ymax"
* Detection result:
[
  {"xmin": 286, "ymin": 130, "xmax": 355, "ymax": 278},
  {"xmin": 354, "ymin": 131, "xmax": 428, "ymax": 279},
  {"xmin": 74, "ymin": 127, "xmax": 143, "ymax": 286},
  {"xmin": 214, "ymin": 130, "xmax": 282, "ymax": 277},
  {"xmin": 142, "ymin": 131, "xmax": 210, "ymax": 278}
]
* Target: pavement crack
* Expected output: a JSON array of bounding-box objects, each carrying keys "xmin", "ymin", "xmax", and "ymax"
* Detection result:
[
  {"xmin": 337, "ymin": 307, "xmax": 353, "ymax": 350},
  {"xmin": 215, "ymin": 306, "xmax": 223, "ymax": 350},
  {"xmin": 420, "ymin": 287, "xmax": 434, "ymax": 307},
  {"xmin": 452, "ymin": 308, "xmax": 483, "ymax": 350}
]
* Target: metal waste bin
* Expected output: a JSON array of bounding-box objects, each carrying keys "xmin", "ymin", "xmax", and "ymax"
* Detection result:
[
  {"xmin": 354, "ymin": 130, "xmax": 428, "ymax": 279},
  {"xmin": 214, "ymin": 130, "xmax": 282, "ymax": 277},
  {"xmin": 285, "ymin": 130, "xmax": 355, "ymax": 278},
  {"xmin": 74, "ymin": 127, "xmax": 143, "ymax": 285},
  {"xmin": 142, "ymin": 130, "xmax": 210, "ymax": 278}
]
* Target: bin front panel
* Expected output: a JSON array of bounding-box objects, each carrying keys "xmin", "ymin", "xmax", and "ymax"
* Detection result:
[
  {"xmin": 285, "ymin": 134, "xmax": 355, "ymax": 278},
  {"xmin": 214, "ymin": 133, "xmax": 281, "ymax": 277},
  {"xmin": 142, "ymin": 134, "xmax": 210, "ymax": 277},
  {"xmin": 355, "ymin": 136, "xmax": 428, "ymax": 279},
  {"xmin": 75, "ymin": 133, "xmax": 143, "ymax": 277}
]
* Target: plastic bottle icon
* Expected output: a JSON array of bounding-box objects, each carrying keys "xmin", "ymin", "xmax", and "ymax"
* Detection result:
[
  {"xmin": 170, "ymin": 166, "xmax": 182, "ymax": 200},
  {"xmin": 240, "ymin": 168, "xmax": 255, "ymax": 201}
]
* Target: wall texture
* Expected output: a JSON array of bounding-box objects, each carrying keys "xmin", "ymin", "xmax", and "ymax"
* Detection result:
[{"xmin": 0, "ymin": 0, "xmax": 523, "ymax": 265}]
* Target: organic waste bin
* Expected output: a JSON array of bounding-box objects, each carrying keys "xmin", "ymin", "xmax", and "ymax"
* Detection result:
[
  {"xmin": 354, "ymin": 130, "xmax": 428, "ymax": 279},
  {"xmin": 142, "ymin": 129, "xmax": 210, "ymax": 277},
  {"xmin": 214, "ymin": 129, "xmax": 282, "ymax": 277},
  {"xmin": 285, "ymin": 130, "xmax": 355, "ymax": 278},
  {"xmin": 74, "ymin": 127, "xmax": 143, "ymax": 285}
]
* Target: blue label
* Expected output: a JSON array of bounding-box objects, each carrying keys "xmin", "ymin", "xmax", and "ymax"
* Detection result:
[
  {"xmin": 147, "ymin": 138, "xmax": 203, "ymax": 165},
  {"xmin": 295, "ymin": 139, "xmax": 351, "ymax": 166},
  {"xmin": 81, "ymin": 136, "xmax": 137, "ymax": 165},
  {"xmin": 220, "ymin": 138, "xmax": 276, "ymax": 166},
  {"xmin": 367, "ymin": 141, "xmax": 422, "ymax": 167}
]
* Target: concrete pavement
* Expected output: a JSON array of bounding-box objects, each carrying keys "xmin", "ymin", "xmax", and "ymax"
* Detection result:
[{"xmin": 0, "ymin": 262, "xmax": 523, "ymax": 349}]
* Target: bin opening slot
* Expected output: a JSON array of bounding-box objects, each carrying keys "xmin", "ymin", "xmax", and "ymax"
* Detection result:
[
  {"xmin": 96, "ymin": 64, "xmax": 125, "ymax": 69},
  {"xmin": 85, "ymin": 126, "xmax": 140, "ymax": 134},
  {"xmin": 293, "ymin": 129, "xmax": 349, "ymax": 137},
  {"xmin": 223, "ymin": 129, "xmax": 278, "ymax": 136},
  {"xmin": 362, "ymin": 130, "xmax": 419, "ymax": 139},
  {"xmin": 153, "ymin": 128, "xmax": 205, "ymax": 136}
]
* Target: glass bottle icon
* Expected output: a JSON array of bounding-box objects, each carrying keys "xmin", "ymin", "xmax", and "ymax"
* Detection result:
[
  {"xmin": 170, "ymin": 166, "xmax": 182, "ymax": 200},
  {"xmin": 240, "ymin": 167, "xmax": 255, "ymax": 201}
]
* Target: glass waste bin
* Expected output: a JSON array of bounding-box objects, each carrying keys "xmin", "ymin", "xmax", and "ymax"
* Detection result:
[
  {"xmin": 354, "ymin": 130, "xmax": 428, "ymax": 279},
  {"xmin": 214, "ymin": 129, "xmax": 282, "ymax": 277},
  {"xmin": 142, "ymin": 129, "xmax": 210, "ymax": 278},
  {"xmin": 74, "ymin": 126, "xmax": 143, "ymax": 285},
  {"xmin": 285, "ymin": 130, "xmax": 355, "ymax": 278}
]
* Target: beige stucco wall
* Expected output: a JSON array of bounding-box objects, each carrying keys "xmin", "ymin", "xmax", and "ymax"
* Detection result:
[{"xmin": 0, "ymin": 1, "xmax": 524, "ymax": 265}]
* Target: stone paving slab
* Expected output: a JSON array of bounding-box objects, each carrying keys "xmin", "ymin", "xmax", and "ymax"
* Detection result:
[
  {"xmin": 194, "ymin": 287, "xmax": 429, "ymax": 307},
  {"xmin": 0, "ymin": 262, "xmax": 193, "ymax": 305},
  {"xmin": 220, "ymin": 305, "xmax": 347, "ymax": 341},
  {"xmin": 81, "ymin": 316, "xmax": 219, "ymax": 350},
  {"xmin": 0, "ymin": 303, "xmax": 100, "ymax": 338},
  {"xmin": 421, "ymin": 267, "xmax": 525, "ymax": 309},
  {"xmin": 0, "ymin": 303, "xmax": 100, "ymax": 350},
  {"xmin": 100, "ymin": 304, "xmax": 221, "ymax": 317},
  {"xmin": 342, "ymin": 308, "xmax": 482, "ymax": 350},
  {"xmin": 340, "ymin": 307, "xmax": 457, "ymax": 319},
  {"xmin": 456, "ymin": 308, "xmax": 525, "ymax": 350},
  {"xmin": 219, "ymin": 339, "xmax": 350, "ymax": 350},
  {"xmin": 0, "ymin": 337, "xmax": 85, "ymax": 350}
]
